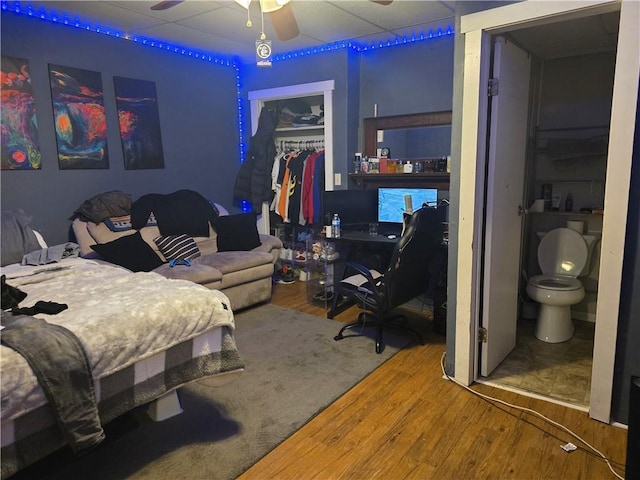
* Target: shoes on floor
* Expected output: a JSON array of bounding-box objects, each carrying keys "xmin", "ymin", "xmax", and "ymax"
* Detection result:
[
  {"xmin": 295, "ymin": 249, "xmax": 307, "ymax": 264},
  {"xmin": 274, "ymin": 263, "xmax": 295, "ymax": 284}
]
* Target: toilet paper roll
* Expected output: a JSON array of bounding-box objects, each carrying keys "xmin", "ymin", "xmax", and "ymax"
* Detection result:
[
  {"xmin": 529, "ymin": 199, "xmax": 545, "ymax": 213},
  {"xmin": 567, "ymin": 220, "xmax": 585, "ymax": 234}
]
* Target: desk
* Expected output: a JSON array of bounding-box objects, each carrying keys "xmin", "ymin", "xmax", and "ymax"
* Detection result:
[
  {"xmin": 339, "ymin": 231, "xmax": 399, "ymax": 244},
  {"xmin": 326, "ymin": 232, "xmax": 399, "ymax": 319}
]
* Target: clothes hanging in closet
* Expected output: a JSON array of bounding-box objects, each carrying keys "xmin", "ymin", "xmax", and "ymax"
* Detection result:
[{"xmin": 271, "ymin": 146, "xmax": 324, "ymax": 225}]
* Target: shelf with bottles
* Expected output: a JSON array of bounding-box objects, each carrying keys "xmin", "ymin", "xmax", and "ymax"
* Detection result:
[{"xmin": 349, "ymin": 172, "xmax": 450, "ymax": 190}]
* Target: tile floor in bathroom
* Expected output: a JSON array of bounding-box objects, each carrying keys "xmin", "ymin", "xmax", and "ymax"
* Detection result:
[{"xmin": 483, "ymin": 318, "xmax": 595, "ymax": 408}]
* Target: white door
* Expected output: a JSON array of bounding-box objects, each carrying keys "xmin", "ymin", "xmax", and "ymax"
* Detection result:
[{"xmin": 480, "ymin": 36, "xmax": 531, "ymax": 376}]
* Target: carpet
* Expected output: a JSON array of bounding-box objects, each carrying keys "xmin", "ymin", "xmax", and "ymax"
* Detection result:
[{"xmin": 17, "ymin": 304, "xmax": 414, "ymax": 480}]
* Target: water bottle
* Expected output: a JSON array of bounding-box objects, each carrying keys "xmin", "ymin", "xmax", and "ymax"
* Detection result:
[{"xmin": 331, "ymin": 213, "xmax": 341, "ymax": 238}]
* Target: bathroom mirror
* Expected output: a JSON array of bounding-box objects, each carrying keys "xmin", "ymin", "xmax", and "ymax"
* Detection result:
[{"xmin": 363, "ymin": 111, "xmax": 452, "ymax": 159}]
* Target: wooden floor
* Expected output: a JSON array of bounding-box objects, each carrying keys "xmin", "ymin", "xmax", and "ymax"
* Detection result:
[{"xmin": 239, "ymin": 281, "xmax": 627, "ymax": 480}]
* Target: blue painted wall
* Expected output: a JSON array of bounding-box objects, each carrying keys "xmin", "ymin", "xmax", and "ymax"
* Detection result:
[
  {"xmin": 358, "ymin": 37, "xmax": 455, "ymax": 119},
  {"xmin": 1, "ymin": 13, "xmax": 240, "ymax": 244}
]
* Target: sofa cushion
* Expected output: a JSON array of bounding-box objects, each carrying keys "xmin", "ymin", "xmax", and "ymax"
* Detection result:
[
  {"xmin": 215, "ymin": 213, "xmax": 261, "ymax": 252},
  {"xmin": 154, "ymin": 234, "xmax": 201, "ymax": 261},
  {"xmin": 197, "ymin": 250, "xmax": 273, "ymax": 275},
  {"xmin": 87, "ymin": 221, "xmax": 137, "ymax": 244},
  {"xmin": 91, "ymin": 232, "xmax": 164, "ymax": 272},
  {"xmin": 152, "ymin": 262, "xmax": 222, "ymax": 285}
]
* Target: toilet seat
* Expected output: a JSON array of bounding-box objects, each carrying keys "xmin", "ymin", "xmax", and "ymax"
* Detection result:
[
  {"xmin": 538, "ymin": 228, "xmax": 587, "ymax": 278},
  {"xmin": 529, "ymin": 274, "xmax": 582, "ymax": 291}
]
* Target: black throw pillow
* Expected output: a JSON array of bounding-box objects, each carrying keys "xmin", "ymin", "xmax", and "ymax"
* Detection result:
[
  {"xmin": 91, "ymin": 232, "xmax": 163, "ymax": 272},
  {"xmin": 216, "ymin": 213, "xmax": 261, "ymax": 252}
]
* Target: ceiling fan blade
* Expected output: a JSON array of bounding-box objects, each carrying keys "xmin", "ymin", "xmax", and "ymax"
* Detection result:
[
  {"xmin": 150, "ymin": 0, "xmax": 184, "ymax": 11},
  {"xmin": 370, "ymin": 0, "xmax": 393, "ymax": 5},
  {"xmin": 269, "ymin": 3, "xmax": 299, "ymax": 41}
]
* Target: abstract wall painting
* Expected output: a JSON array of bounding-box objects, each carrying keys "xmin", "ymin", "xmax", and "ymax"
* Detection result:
[
  {"xmin": 113, "ymin": 77, "xmax": 164, "ymax": 170},
  {"xmin": 48, "ymin": 64, "xmax": 108, "ymax": 169},
  {"xmin": 1, "ymin": 56, "xmax": 41, "ymax": 170}
]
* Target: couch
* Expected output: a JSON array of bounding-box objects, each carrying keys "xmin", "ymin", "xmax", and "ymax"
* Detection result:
[{"xmin": 72, "ymin": 207, "xmax": 282, "ymax": 311}]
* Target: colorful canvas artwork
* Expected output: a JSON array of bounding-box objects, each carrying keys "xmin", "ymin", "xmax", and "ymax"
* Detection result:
[
  {"xmin": 113, "ymin": 77, "xmax": 164, "ymax": 170},
  {"xmin": 49, "ymin": 64, "xmax": 108, "ymax": 169},
  {"xmin": 1, "ymin": 56, "xmax": 41, "ymax": 170}
]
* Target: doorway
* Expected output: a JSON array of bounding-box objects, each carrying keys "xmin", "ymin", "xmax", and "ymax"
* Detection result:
[
  {"xmin": 480, "ymin": 20, "xmax": 617, "ymax": 410},
  {"xmin": 455, "ymin": 0, "xmax": 639, "ymax": 423}
]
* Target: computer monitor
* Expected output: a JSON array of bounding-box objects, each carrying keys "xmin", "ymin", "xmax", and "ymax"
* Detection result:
[
  {"xmin": 377, "ymin": 187, "xmax": 438, "ymax": 224},
  {"xmin": 322, "ymin": 189, "xmax": 378, "ymax": 226}
]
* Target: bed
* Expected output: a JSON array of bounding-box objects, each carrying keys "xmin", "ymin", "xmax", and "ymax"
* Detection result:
[{"xmin": 0, "ymin": 257, "xmax": 245, "ymax": 479}]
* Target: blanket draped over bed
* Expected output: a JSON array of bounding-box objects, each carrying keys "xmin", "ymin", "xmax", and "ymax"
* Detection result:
[
  {"xmin": 0, "ymin": 259, "xmax": 245, "ymax": 479},
  {"xmin": 1, "ymin": 312, "xmax": 105, "ymax": 453}
]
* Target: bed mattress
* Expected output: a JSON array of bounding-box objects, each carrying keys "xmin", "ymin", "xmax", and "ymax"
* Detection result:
[{"xmin": 0, "ymin": 258, "xmax": 245, "ymax": 478}]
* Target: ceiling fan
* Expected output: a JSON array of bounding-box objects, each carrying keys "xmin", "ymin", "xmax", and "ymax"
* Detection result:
[
  {"xmin": 150, "ymin": 0, "xmax": 393, "ymax": 42},
  {"xmin": 150, "ymin": 0, "xmax": 300, "ymax": 41}
]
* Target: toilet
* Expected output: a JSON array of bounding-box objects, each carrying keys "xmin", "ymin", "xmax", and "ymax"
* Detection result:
[{"xmin": 526, "ymin": 227, "xmax": 600, "ymax": 343}]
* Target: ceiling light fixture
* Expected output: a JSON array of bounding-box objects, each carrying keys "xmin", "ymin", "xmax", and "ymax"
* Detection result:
[{"xmin": 233, "ymin": 0, "xmax": 298, "ymax": 41}]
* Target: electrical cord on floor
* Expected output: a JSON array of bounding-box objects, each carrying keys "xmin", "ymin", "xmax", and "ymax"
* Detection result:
[{"xmin": 439, "ymin": 352, "xmax": 624, "ymax": 480}]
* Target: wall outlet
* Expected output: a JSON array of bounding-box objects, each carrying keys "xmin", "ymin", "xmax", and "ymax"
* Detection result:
[
  {"xmin": 334, "ymin": 173, "xmax": 342, "ymax": 186},
  {"xmin": 377, "ymin": 130, "xmax": 384, "ymax": 142}
]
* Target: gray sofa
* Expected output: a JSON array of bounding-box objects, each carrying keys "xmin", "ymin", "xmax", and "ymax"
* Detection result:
[{"xmin": 72, "ymin": 216, "xmax": 282, "ymax": 311}]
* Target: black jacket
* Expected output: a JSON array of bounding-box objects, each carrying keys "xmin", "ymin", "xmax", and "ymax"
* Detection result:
[
  {"xmin": 233, "ymin": 107, "xmax": 277, "ymax": 211},
  {"xmin": 131, "ymin": 189, "xmax": 218, "ymax": 237}
]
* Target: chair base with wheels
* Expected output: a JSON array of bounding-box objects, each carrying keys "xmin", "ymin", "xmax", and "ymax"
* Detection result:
[{"xmin": 334, "ymin": 311, "xmax": 425, "ymax": 354}]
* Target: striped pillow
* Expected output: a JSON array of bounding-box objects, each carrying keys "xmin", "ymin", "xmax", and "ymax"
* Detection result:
[{"xmin": 154, "ymin": 234, "xmax": 201, "ymax": 261}]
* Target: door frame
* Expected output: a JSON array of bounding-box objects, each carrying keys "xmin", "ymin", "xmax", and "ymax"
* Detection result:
[{"xmin": 455, "ymin": 0, "xmax": 639, "ymax": 423}]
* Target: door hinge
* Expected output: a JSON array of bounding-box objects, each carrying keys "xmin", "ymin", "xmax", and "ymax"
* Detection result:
[
  {"xmin": 488, "ymin": 78, "xmax": 499, "ymax": 96},
  {"xmin": 479, "ymin": 327, "xmax": 488, "ymax": 343}
]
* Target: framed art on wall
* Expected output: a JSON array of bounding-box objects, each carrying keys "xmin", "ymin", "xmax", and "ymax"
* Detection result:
[
  {"xmin": 1, "ymin": 56, "xmax": 41, "ymax": 170},
  {"xmin": 49, "ymin": 64, "xmax": 109, "ymax": 169},
  {"xmin": 113, "ymin": 76, "xmax": 164, "ymax": 170}
]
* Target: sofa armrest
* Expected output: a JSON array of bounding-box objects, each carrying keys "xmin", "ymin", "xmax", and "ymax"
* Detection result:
[{"xmin": 253, "ymin": 234, "xmax": 283, "ymax": 263}]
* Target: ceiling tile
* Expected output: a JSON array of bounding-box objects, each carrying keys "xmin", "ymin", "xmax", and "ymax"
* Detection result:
[{"xmin": 332, "ymin": 0, "xmax": 455, "ymax": 32}]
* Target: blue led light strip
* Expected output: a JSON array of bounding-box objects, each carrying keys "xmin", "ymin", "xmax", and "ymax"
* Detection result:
[
  {"xmin": 1, "ymin": 1, "xmax": 236, "ymax": 65},
  {"xmin": 270, "ymin": 27, "xmax": 454, "ymax": 62},
  {"xmin": 2, "ymin": 0, "xmax": 454, "ymax": 173}
]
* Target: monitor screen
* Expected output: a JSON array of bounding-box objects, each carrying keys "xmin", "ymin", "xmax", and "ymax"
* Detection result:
[
  {"xmin": 377, "ymin": 188, "xmax": 438, "ymax": 223},
  {"xmin": 322, "ymin": 189, "xmax": 378, "ymax": 226}
]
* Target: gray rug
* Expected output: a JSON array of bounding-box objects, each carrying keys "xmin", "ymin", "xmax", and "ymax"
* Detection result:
[{"xmin": 17, "ymin": 304, "xmax": 413, "ymax": 480}]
